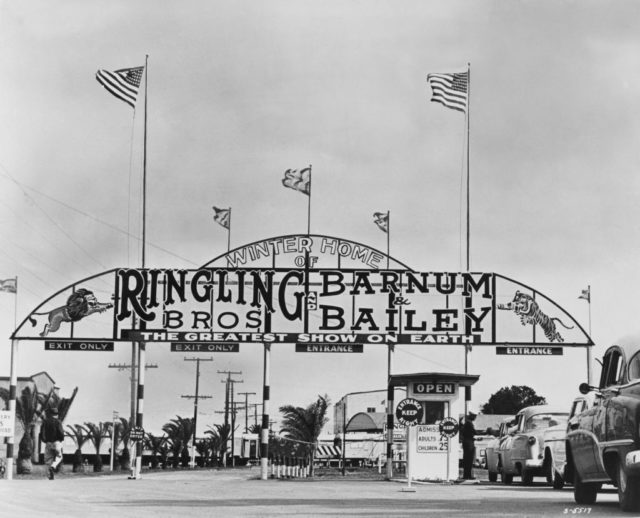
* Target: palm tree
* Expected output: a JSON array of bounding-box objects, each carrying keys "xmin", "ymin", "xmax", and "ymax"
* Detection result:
[
  {"xmin": 279, "ymin": 394, "xmax": 330, "ymax": 476},
  {"xmin": 205, "ymin": 423, "xmax": 231, "ymax": 466},
  {"xmin": 83, "ymin": 422, "xmax": 109, "ymax": 472},
  {"xmin": 0, "ymin": 386, "xmax": 40, "ymax": 474},
  {"xmin": 248, "ymin": 423, "xmax": 261, "ymax": 435},
  {"xmin": 66, "ymin": 424, "xmax": 91, "ymax": 472},
  {"xmin": 110, "ymin": 418, "xmax": 131, "ymax": 471},
  {"xmin": 144, "ymin": 433, "xmax": 168, "ymax": 469},
  {"xmin": 162, "ymin": 416, "xmax": 194, "ymax": 468}
]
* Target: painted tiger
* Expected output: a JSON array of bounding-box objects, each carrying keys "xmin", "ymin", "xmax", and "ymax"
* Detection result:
[{"xmin": 497, "ymin": 290, "xmax": 573, "ymax": 343}]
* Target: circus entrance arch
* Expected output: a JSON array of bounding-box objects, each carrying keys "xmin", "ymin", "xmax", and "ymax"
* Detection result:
[{"xmin": 6, "ymin": 234, "xmax": 592, "ymax": 480}]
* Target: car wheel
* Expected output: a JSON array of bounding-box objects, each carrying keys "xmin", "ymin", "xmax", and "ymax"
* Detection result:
[
  {"xmin": 502, "ymin": 472, "xmax": 513, "ymax": 485},
  {"xmin": 574, "ymin": 473, "xmax": 599, "ymax": 505},
  {"xmin": 552, "ymin": 470, "xmax": 565, "ymax": 490},
  {"xmin": 544, "ymin": 451, "xmax": 554, "ymax": 484},
  {"xmin": 521, "ymin": 469, "xmax": 534, "ymax": 486},
  {"xmin": 488, "ymin": 470, "xmax": 498, "ymax": 482},
  {"xmin": 617, "ymin": 459, "xmax": 640, "ymax": 512}
]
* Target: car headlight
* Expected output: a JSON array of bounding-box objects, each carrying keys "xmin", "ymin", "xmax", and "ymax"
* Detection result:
[{"xmin": 528, "ymin": 436, "xmax": 536, "ymax": 445}]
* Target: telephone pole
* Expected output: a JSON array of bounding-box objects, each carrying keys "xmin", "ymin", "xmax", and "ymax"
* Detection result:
[
  {"xmin": 108, "ymin": 362, "xmax": 158, "ymax": 425},
  {"xmin": 237, "ymin": 392, "xmax": 256, "ymax": 432},
  {"xmin": 182, "ymin": 357, "xmax": 213, "ymax": 468},
  {"xmin": 218, "ymin": 370, "xmax": 242, "ymax": 466}
]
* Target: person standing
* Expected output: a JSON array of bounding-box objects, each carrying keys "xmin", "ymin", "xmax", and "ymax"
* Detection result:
[
  {"xmin": 461, "ymin": 411, "xmax": 477, "ymax": 480},
  {"xmin": 40, "ymin": 407, "xmax": 64, "ymax": 480}
]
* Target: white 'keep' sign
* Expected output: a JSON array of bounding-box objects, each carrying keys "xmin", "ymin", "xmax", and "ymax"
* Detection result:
[{"xmin": 0, "ymin": 410, "xmax": 15, "ymax": 437}]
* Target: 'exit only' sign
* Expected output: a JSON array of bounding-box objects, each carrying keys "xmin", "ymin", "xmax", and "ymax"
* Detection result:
[{"xmin": 412, "ymin": 382, "xmax": 456, "ymax": 395}]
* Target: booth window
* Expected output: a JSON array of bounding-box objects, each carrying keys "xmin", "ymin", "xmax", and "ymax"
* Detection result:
[{"xmin": 421, "ymin": 401, "xmax": 445, "ymax": 424}]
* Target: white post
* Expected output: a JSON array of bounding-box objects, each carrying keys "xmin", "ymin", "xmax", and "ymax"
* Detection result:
[
  {"xmin": 110, "ymin": 411, "xmax": 118, "ymax": 471},
  {"xmin": 6, "ymin": 339, "xmax": 19, "ymax": 480}
]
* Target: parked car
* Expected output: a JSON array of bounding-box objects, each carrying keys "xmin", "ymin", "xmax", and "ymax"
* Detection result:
[
  {"xmin": 498, "ymin": 405, "xmax": 568, "ymax": 485},
  {"xmin": 566, "ymin": 339, "xmax": 640, "ymax": 512},
  {"xmin": 485, "ymin": 417, "xmax": 515, "ymax": 482},
  {"xmin": 473, "ymin": 434, "xmax": 493, "ymax": 468},
  {"xmin": 542, "ymin": 394, "xmax": 595, "ymax": 490}
]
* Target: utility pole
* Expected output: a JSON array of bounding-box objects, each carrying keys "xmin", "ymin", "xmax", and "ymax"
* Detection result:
[
  {"xmin": 218, "ymin": 370, "xmax": 242, "ymax": 466},
  {"xmin": 248, "ymin": 402, "xmax": 263, "ymax": 429},
  {"xmin": 108, "ymin": 362, "xmax": 158, "ymax": 425},
  {"xmin": 182, "ymin": 357, "xmax": 213, "ymax": 468},
  {"xmin": 237, "ymin": 392, "xmax": 256, "ymax": 432}
]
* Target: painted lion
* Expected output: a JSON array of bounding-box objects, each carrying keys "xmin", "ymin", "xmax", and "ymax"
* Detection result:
[
  {"xmin": 29, "ymin": 288, "xmax": 113, "ymax": 337},
  {"xmin": 497, "ymin": 290, "xmax": 573, "ymax": 343}
]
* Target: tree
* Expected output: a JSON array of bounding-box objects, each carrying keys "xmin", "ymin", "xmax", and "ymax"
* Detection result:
[
  {"xmin": 0, "ymin": 386, "xmax": 39, "ymax": 474},
  {"xmin": 481, "ymin": 385, "xmax": 547, "ymax": 415},
  {"xmin": 109, "ymin": 418, "xmax": 131, "ymax": 471},
  {"xmin": 66, "ymin": 424, "xmax": 91, "ymax": 472},
  {"xmin": 205, "ymin": 423, "xmax": 230, "ymax": 466},
  {"xmin": 279, "ymin": 394, "xmax": 330, "ymax": 476},
  {"xmin": 83, "ymin": 422, "xmax": 110, "ymax": 472},
  {"xmin": 162, "ymin": 416, "xmax": 194, "ymax": 468},
  {"xmin": 144, "ymin": 433, "xmax": 169, "ymax": 469}
]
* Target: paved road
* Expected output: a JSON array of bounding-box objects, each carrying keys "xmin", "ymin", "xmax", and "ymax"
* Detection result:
[{"xmin": 0, "ymin": 469, "xmax": 629, "ymax": 518}]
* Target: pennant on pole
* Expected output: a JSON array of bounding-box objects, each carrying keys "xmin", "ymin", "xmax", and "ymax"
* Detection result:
[
  {"xmin": 426, "ymin": 71, "xmax": 468, "ymax": 113},
  {"xmin": 282, "ymin": 167, "xmax": 311, "ymax": 196},
  {"xmin": 96, "ymin": 66, "xmax": 144, "ymax": 108},
  {"xmin": 0, "ymin": 278, "xmax": 17, "ymax": 293},
  {"xmin": 212, "ymin": 206, "xmax": 230, "ymax": 229},
  {"xmin": 373, "ymin": 212, "xmax": 389, "ymax": 233},
  {"xmin": 578, "ymin": 287, "xmax": 590, "ymax": 303}
]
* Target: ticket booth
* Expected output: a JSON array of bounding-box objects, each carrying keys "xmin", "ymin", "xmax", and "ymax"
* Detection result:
[{"xmin": 389, "ymin": 372, "xmax": 479, "ymax": 482}]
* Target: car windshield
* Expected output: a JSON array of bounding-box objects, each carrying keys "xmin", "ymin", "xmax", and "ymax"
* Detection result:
[{"xmin": 524, "ymin": 413, "xmax": 568, "ymax": 431}]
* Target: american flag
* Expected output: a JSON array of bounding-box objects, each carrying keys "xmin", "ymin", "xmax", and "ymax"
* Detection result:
[
  {"xmin": 373, "ymin": 212, "xmax": 388, "ymax": 233},
  {"xmin": 578, "ymin": 287, "xmax": 590, "ymax": 303},
  {"xmin": 212, "ymin": 207, "xmax": 231, "ymax": 229},
  {"xmin": 96, "ymin": 66, "xmax": 144, "ymax": 108},
  {"xmin": 427, "ymin": 72, "xmax": 468, "ymax": 113},
  {"xmin": 0, "ymin": 278, "xmax": 17, "ymax": 293},
  {"xmin": 282, "ymin": 167, "xmax": 311, "ymax": 196}
]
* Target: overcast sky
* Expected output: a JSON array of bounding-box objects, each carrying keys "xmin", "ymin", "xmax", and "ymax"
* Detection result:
[{"xmin": 2, "ymin": 0, "xmax": 640, "ymax": 435}]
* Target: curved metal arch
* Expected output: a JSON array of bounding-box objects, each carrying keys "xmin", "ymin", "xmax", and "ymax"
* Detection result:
[
  {"xmin": 11, "ymin": 268, "xmax": 118, "ymax": 339},
  {"xmin": 495, "ymin": 273, "xmax": 593, "ymax": 346},
  {"xmin": 199, "ymin": 233, "xmax": 414, "ymax": 270}
]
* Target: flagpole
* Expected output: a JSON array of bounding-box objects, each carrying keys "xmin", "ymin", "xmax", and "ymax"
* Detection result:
[
  {"xmin": 307, "ymin": 165, "xmax": 312, "ymax": 235},
  {"xmin": 466, "ymin": 62, "xmax": 471, "ymax": 272},
  {"xmin": 134, "ymin": 54, "xmax": 149, "ymax": 480},
  {"xmin": 386, "ymin": 212, "xmax": 390, "ymax": 270},
  {"xmin": 464, "ymin": 63, "xmax": 471, "ymax": 419},
  {"xmin": 227, "ymin": 207, "xmax": 232, "ymax": 253},
  {"xmin": 587, "ymin": 285, "xmax": 592, "ymax": 384}
]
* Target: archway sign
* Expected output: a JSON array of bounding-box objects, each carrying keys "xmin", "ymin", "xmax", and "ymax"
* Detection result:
[
  {"xmin": 12, "ymin": 234, "xmax": 591, "ymax": 347},
  {"xmin": 8, "ymin": 233, "xmax": 592, "ymax": 481}
]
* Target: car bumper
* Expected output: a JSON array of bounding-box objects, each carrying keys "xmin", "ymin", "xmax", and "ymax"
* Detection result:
[{"xmin": 524, "ymin": 458, "xmax": 544, "ymax": 468}]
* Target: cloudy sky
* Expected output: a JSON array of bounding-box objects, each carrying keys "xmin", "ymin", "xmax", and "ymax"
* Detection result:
[{"xmin": 1, "ymin": 0, "xmax": 640, "ymax": 436}]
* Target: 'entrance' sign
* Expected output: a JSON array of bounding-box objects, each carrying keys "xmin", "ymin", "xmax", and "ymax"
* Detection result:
[
  {"xmin": 295, "ymin": 343, "xmax": 363, "ymax": 353},
  {"xmin": 496, "ymin": 346, "xmax": 563, "ymax": 356},
  {"xmin": 396, "ymin": 398, "xmax": 424, "ymax": 426}
]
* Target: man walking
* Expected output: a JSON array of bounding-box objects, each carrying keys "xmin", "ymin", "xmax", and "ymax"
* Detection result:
[
  {"xmin": 461, "ymin": 411, "xmax": 477, "ymax": 480},
  {"xmin": 40, "ymin": 407, "xmax": 64, "ymax": 480}
]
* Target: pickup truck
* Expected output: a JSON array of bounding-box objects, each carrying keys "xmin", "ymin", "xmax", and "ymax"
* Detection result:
[{"xmin": 565, "ymin": 339, "xmax": 640, "ymax": 512}]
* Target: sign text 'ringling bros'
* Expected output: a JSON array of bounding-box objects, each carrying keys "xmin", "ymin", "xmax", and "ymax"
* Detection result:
[{"xmin": 115, "ymin": 268, "xmax": 493, "ymax": 344}]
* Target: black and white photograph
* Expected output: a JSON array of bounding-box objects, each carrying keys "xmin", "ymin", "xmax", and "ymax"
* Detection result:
[{"xmin": 1, "ymin": 1, "xmax": 640, "ymax": 516}]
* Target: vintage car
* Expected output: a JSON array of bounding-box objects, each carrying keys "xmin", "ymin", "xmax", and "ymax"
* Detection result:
[
  {"xmin": 542, "ymin": 394, "xmax": 595, "ymax": 490},
  {"xmin": 485, "ymin": 417, "xmax": 515, "ymax": 482},
  {"xmin": 565, "ymin": 339, "xmax": 640, "ymax": 512},
  {"xmin": 498, "ymin": 404, "xmax": 568, "ymax": 485}
]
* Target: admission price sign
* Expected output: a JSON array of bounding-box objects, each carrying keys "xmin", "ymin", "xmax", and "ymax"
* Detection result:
[
  {"xmin": 417, "ymin": 425, "xmax": 449, "ymax": 453},
  {"xmin": 0, "ymin": 410, "xmax": 14, "ymax": 437}
]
